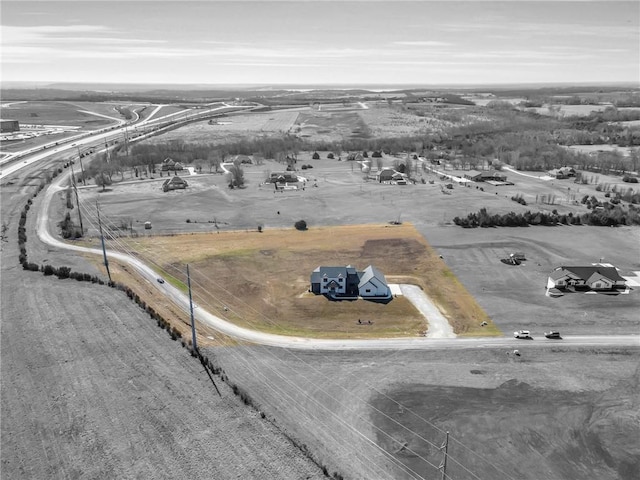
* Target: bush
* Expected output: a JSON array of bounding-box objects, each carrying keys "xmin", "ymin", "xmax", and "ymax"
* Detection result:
[
  {"xmin": 294, "ymin": 220, "xmax": 307, "ymax": 231},
  {"xmin": 43, "ymin": 265, "xmax": 56, "ymax": 276}
]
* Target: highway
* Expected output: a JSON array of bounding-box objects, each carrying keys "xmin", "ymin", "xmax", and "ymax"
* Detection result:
[{"xmin": 0, "ymin": 102, "xmax": 253, "ymax": 179}]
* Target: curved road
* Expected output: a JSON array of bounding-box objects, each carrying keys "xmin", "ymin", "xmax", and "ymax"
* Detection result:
[{"xmin": 29, "ymin": 137, "xmax": 640, "ymax": 351}]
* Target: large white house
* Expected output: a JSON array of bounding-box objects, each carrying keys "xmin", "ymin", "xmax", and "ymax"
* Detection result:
[{"xmin": 310, "ymin": 265, "xmax": 392, "ymax": 300}]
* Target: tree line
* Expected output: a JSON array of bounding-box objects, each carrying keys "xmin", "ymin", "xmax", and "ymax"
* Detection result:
[{"xmin": 453, "ymin": 205, "xmax": 640, "ymax": 228}]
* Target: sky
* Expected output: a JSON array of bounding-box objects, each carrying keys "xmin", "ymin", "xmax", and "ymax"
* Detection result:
[{"xmin": 1, "ymin": 0, "xmax": 639, "ymax": 87}]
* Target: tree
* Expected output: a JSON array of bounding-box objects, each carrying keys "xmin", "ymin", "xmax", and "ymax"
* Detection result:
[
  {"xmin": 207, "ymin": 151, "xmax": 221, "ymax": 173},
  {"xmin": 294, "ymin": 220, "xmax": 307, "ymax": 231},
  {"xmin": 95, "ymin": 172, "xmax": 112, "ymax": 191},
  {"xmin": 226, "ymin": 164, "xmax": 244, "ymax": 188}
]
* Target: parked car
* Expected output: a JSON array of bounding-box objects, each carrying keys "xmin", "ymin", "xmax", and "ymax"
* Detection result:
[
  {"xmin": 544, "ymin": 331, "xmax": 562, "ymax": 339},
  {"xmin": 514, "ymin": 330, "xmax": 533, "ymax": 339}
]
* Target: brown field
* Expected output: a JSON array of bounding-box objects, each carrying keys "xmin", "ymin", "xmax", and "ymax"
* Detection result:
[
  {"xmin": 120, "ymin": 224, "xmax": 495, "ymax": 338},
  {"xmin": 142, "ymin": 110, "xmax": 301, "ymax": 145}
]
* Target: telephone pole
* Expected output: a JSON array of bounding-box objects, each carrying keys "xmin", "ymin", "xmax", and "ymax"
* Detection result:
[
  {"xmin": 69, "ymin": 162, "xmax": 84, "ymax": 233},
  {"xmin": 187, "ymin": 264, "xmax": 197, "ymax": 352},
  {"xmin": 96, "ymin": 201, "xmax": 112, "ymax": 283},
  {"xmin": 439, "ymin": 431, "xmax": 449, "ymax": 480},
  {"xmin": 77, "ymin": 147, "xmax": 86, "ymax": 185}
]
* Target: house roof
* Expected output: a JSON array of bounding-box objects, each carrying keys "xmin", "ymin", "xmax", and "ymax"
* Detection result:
[
  {"xmin": 311, "ymin": 266, "xmax": 350, "ymax": 283},
  {"xmin": 311, "ymin": 265, "xmax": 365, "ymax": 283},
  {"xmin": 358, "ymin": 265, "xmax": 388, "ymax": 288},
  {"xmin": 477, "ymin": 170, "xmax": 506, "ymax": 178},
  {"xmin": 549, "ymin": 269, "xmax": 571, "ymax": 281},
  {"xmin": 556, "ymin": 266, "xmax": 626, "ymax": 283}
]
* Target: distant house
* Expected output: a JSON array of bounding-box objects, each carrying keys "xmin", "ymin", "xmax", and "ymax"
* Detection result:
[
  {"xmin": 162, "ymin": 176, "xmax": 188, "ymax": 191},
  {"xmin": 161, "ymin": 158, "xmax": 184, "ymax": 171},
  {"xmin": 346, "ymin": 152, "xmax": 364, "ymax": 162},
  {"xmin": 547, "ymin": 265, "xmax": 627, "ymax": 291},
  {"xmin": 547, "ymin": 168, "xmax": 568, "ymax": 179},
  {"xmin": 310, "ymin": 265, "xmax": 392, "ymax": 300},
  {"xmin": 464, "ymin": 170, "xmax": 507, "ymax": 183},
  {"xmin": 376, "ymin": 168, "xmax": 395, "ymax": 183},
  {"xmin": 267, "ymin": 172, "xmax": 298, "ymax": 184},
  {"xmin": 229, "ymin": 154, "xmax": 252, "ymax": 165},
  {"xmin": 547, "ymin": 167, "xmax": 576, "ymax": 179}
]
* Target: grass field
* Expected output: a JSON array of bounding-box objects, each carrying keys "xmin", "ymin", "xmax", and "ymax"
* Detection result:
[
  {"xmin": 0, "ymin": 101, "xmax": 121, "ymax": 127},
  {"xmin": 121, "ymin": 224, "xmax": 496, "ymax": 338}
]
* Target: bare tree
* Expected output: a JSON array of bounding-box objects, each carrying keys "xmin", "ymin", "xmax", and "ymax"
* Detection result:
[{"xmin": 227, "ymin": 164, "xmax": 245, "ymax": 188}]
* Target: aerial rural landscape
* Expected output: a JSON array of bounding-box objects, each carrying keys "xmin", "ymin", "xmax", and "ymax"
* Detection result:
[{"xmin": 1, "ymin": 1, "xmax": 639, "ymax": 480}]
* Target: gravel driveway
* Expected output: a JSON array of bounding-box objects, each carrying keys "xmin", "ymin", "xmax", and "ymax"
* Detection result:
[{"xmin": 398, "ymin": 284, "xmax": 456, "ymax": 338}]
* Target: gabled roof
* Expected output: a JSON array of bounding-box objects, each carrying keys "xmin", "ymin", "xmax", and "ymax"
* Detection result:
[
  {"xmin": 477, "ymin": 170, "xmax": 506, "ymax": 178},
  {"xmin": 556, "ymin": 266, "xmax": 626, "ymax": 283},
  {"xmin": 358, "ymin": 265, "xmax": 388, "ymax": 288},
  {"xmin": 167, "ymin": 176, "xmax": 187, "ymax": 184},
  {"xmin": 311, "ymin": 266, "xmax": 347, "ymax": 283}
]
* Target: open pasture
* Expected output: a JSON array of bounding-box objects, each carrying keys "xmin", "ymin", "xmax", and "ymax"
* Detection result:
[
  {"xmin": 0, "ymin": 101, "xmax": 120, "ymax": 128},
  {"xmin": 142, "ymin": 110, "xmax": 300, "ymax": 144},
  {"xmin": 71, "ymin": 151, "xmax": 640, "ymax": 340}
]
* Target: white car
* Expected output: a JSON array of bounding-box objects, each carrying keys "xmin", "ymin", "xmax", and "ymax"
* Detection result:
[{"xmin": 514, "ymin": 330, "xmax": 532, "ymax": 339}]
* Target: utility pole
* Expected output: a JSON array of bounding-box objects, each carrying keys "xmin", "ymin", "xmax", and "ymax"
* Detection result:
[
  {"xmin": 69, "ymin": 162, "xmax": 84, "ymax": 233},
  {"xmin": 187, "ymin": 264, "xmax": 198, "ymax": 352},
  {"xmin": 439, "ymin": 431, "xmax": 449, "ymax": 480},
  {"xmin": 77, "ymin": 147, "xmax": 86, "ymax": 185},
  {"xmin": 96, "ymin": 201, "xmax": 112, "ymax": 283}
]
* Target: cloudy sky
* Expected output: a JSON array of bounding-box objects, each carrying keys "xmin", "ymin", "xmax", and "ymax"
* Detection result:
[{"xmin": 2, "ymin": 0, "xmax": 638, "ymax": 86}]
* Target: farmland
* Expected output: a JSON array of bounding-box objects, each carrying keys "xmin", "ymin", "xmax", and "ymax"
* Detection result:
[{"xmin": 3, "ymin": 88, "xmax": 640, "ymax": 480}]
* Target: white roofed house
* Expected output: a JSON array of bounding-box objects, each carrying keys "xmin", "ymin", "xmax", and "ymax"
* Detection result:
[{"xmin": 357, "ymin": 265, "xmax": 392, "ymax": 299}]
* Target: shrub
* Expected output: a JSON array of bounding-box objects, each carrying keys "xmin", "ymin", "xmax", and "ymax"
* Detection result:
[
  {"xmin": 43, "ymin": 265, "xmax": 56, "ymax": 276},
  {"xmin": 294, "ymin": 220, "xmax": 307, "ymax": 231},
  {"xmin": 55, "ymin": 266, "xmax": 71, "ymax": 279}
]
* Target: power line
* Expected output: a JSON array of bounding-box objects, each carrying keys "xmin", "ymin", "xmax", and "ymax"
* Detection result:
[{"xmin": 73, "ymin": 201, "xmax": 516, "ymax": 480}]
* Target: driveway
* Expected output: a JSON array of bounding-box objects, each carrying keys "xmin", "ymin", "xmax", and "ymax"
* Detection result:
[{"xmin": 397, "ymin": 284, "xmax": 456, "ymax": 338}]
